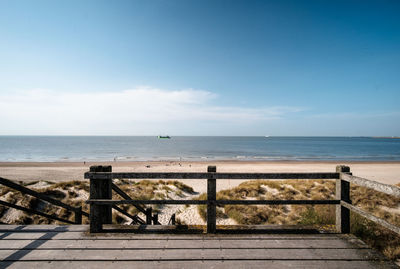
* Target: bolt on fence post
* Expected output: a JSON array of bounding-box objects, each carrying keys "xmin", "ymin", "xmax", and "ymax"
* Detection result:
[
  {"xmin": 207, "ymin": 165, "xmax": 217, "ymax": 233},
  {"xmin": 89, "ymin": 165, "xmax": 112, "ymax": 233},
  {"xmin": 336, "ymin": 165, "xmax": 351, "ymax": 233}
]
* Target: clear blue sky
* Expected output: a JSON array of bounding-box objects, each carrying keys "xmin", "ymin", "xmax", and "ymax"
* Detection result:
[{"xmin": 0, "ymin": 0, "xmax": 399, "ymax": 136}]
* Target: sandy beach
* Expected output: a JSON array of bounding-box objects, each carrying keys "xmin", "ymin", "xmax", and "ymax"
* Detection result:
[{"xmin": 1, "ymin": 161, "xmax": 399, "ymax": 193}]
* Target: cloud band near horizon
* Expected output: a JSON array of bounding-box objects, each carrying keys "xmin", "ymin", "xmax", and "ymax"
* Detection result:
[{"xmin": 0, "ymin": 87, "xmax": 303, "ymax": 135}]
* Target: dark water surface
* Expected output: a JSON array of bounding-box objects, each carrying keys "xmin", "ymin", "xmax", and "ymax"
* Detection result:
[{"xmin": 0, "ymin": 136, "xmax": 399, "ymax": 162}]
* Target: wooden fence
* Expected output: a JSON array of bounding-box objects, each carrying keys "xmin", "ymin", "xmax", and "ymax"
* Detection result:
[
  {"xmin": 0, "ymin": 177, "xmax": 88, "ymax": 224},
  {"xmin": 85, "ymin": 165, "xmax": 400, "ymax": 234}
]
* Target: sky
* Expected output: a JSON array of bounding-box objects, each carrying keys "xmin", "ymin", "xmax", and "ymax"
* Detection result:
[{"xmin": 0, "ymin": 0, "xmax": 399, "ymax": 136}]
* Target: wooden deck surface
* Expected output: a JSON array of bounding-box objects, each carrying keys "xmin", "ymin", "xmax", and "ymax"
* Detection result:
[{"xmin": 0, "ymin": 225, "xmax": 397, "ymax": 268}]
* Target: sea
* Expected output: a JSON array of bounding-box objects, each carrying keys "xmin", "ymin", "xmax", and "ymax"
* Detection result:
[{"xmin": 0, "ymin": 136, "xmax": 400, "ymax": 162}]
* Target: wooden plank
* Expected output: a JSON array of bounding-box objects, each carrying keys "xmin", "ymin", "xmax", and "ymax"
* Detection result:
[
  {"xmin": 0, "ymin": 248, "xmax": 383, "ymax": 261},
  {"xmin": 0, "ymin": 239, "xmax": 167, "ymax": 249},
  {"xmin": 0, "ymin": 233, "xmax": 342, "ymax": 241},
  {"xmin": 0, "ymin": 249, "xmax": 222, "ymax": 260},
  {"xmin": 216, "ymin": 239, "xmax": 365, "ymax": 249},
  {"xmin": 85, "ymin": 172, "xmax": 340, "ymax": 180},
  {"xmin": 100, "ymin": 224, "xmax": 323, "ymax": 234},
  {"xmin": 0, "ymin": 232, "xmax": 87, "ymax": 240},
  {"xmin": 0, "ymin": 260, "xmax": 396, "ymax": 269},
  {"xmin": 0, "ymin": 225, "xmax": 88, "ymax": 232},
  {"xmin": 341, "ymin": 173, "xmax": 400, "ymax": 198},
  {"xmin": 341, "ymin": 201, "xmax": 400, "ymax": 235},
  {"xmin": 86, "ymin": 199, "xmax": 339, "ymax": 205},
  {"xmin": 0, "ymin": 239, "xmax": 368, "ymax": 250},
  {"xmin": 0, "ymin": 234, "xmax": 343, "ymax": 241},
  {"xmin": 220, "ymin": 248, "xmax": 381, "ymax": 260}
]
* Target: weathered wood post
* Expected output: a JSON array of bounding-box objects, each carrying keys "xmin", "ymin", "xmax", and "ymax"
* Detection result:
[
  {"xmin": 170, "ymin": 213, "xmax": 176, "ymax": 225},
  {"xmin": 146, "ymin": 207, "xmax": 152, "ymax": 225},
  {"xmin": 336, "ymin": 165, "xmax": 351, "ymax": 233},
  {"xmin": 74, "ymin": 206, "xmax": 82, "ymax": 224},
  {"xmin": 207, "ymin": 166, "xmax": 217, "ymax": 233},
  {"xmin": 153, "ymin": 213, "xmax": 159, "ymax": 225},
  {"xmin": 89, "ymin": 165, "xmax": 112, "ymax": 233}
]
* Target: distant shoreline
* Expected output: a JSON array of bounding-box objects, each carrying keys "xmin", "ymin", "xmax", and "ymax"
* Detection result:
[
  {"xmin": 372, "ymin": 136, "xmax": 400, "ymax": 139},
  {"xmin": 2, "ymin": 136, "xmax": 400, "ymax": 163},
  {"xmin": 1, "ymin": 160, "xmax": 399, "ymax": 186},
  {"xmin": 1, "ymin": 160, "xmax": 400, "ymax": 167}
]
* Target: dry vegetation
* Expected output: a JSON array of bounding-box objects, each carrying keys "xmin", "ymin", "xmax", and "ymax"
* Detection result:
[
  {"xmin": 0, "ymin": 179, "xmax": 194, "ymax": 225},
  {"xmin": 195, "ymin": 180, "xmax": 400, "ymax": 261},
  {"xmin": 195, "ymin": 180, "xmax": 337, "ymax": 226},
  {"xmin": 0, "ymin": 180, "xmax": 89, "ymax": 225},
  {"xmin": 1, "ymin": 178, "xmax": 399, "ymax": 261}
]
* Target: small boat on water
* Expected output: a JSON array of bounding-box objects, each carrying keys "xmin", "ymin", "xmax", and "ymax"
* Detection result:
[{"xmin": 158, "ymin": 135, "xmax": 171, "ymax": 139}]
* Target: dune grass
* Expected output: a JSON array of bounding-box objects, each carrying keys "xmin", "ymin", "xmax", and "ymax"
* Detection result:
[
  {"xmin": 196, "ymin": 180, "xmax": 336, "ymax": 225},
  {"xmin": 0, "ymin": 179, "xmax": 195, "ymax": 225},
  {"xmin": 195, "ymin": 180, "xmax": 400, "ymax": 260}
]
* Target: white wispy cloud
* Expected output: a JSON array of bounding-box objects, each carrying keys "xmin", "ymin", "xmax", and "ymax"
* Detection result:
[
  {"xmin": 0, "ymin": 87, "xmax": 303, "ymax": 135},
  {"xmin": 307, "ymin": 111, "xmax": 400, "ymax": 119}
]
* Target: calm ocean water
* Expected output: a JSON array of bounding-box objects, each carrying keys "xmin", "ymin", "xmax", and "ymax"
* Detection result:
[{"xmin": 0, "ymin": 136, "xmax": 399, "ymax": 162}]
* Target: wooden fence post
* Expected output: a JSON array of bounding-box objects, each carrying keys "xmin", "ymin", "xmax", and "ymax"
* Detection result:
[
  {"xmin": 207, "ymin": 166, "xmax": 217, "ymax": 233},
  {"xmin": 89, "ymin": 165, "xmax": 112, "ymax": 233},
  {"xmin": 74, "ymin": 206, "xmax": 82, "ymax": 224},
  {"xmin": 146, "ymin": 207, "xmax": 152, "ymax": 225},
  {"xmin": 153, "ymin": 213, "xmax": 159, "ymax": 225},
  {"xmin": 336, "ymin": 165, "xmax": 351, "ymax": 233}
]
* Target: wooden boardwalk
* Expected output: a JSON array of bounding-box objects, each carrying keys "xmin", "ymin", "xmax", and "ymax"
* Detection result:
[{"xmin": 0, "ymin": 225, "xmax": 397, "ymax": 268}]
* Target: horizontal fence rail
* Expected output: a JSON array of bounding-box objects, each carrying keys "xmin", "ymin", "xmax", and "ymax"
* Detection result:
[
  {"xmin": 341, "ymin": 201, "xmax": 400, "ymax": 235},
  {"xmin": 86, "ymin": 165, "xmax": 400, "ymax": 236},
  {"xmin": 84, "ymin": 172, "xmax": 340, "ymax": 180},
  {"xmin": 87, "ymin": 199, "xmax": 341, "ymax": 205},
  {"xmin": 340, "ymin": 173, "xmax": 400, "ymax": 198}
]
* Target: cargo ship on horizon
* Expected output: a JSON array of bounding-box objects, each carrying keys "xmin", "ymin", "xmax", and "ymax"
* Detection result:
[{"xmin": 158, "ymin": 135, "xmax": 171, "ymax": 139}]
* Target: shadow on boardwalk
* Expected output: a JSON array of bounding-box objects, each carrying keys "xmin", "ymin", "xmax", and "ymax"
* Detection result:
[{"xmin": 0, "ymin": 225, "xmax": 397, "ymax": 269}]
